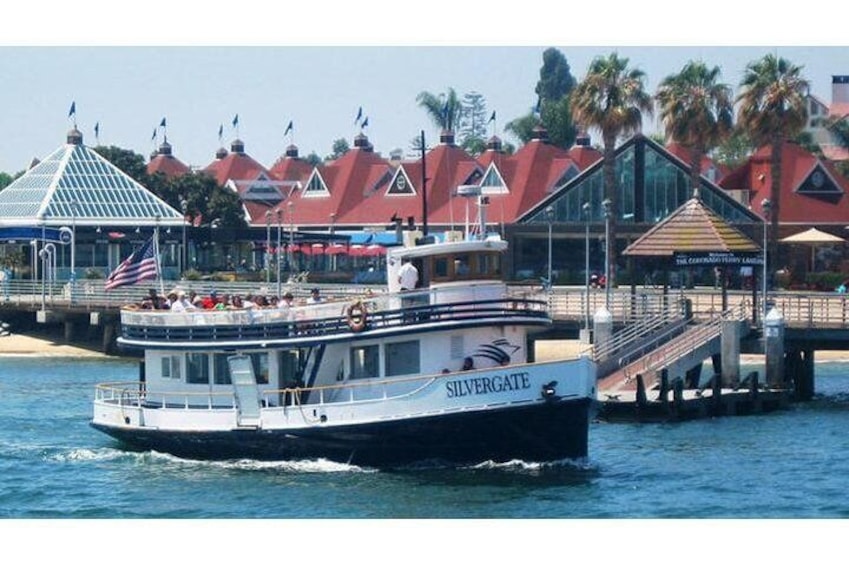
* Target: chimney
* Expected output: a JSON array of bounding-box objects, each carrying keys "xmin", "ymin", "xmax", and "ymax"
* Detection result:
[
  {"xmin": 576, "ymin": 131, "xmax": 591, "ymax": 147},
  {"xmin": 285, "ymin": 144, "xmax": 299, "ymax": 158},
  {"xmin": 486, "ymin": 136, "xmax": 503, "ymax": 152},
  {"xmin": 833, "ymin": 75, "xmax": 849, "ymax": 105},
  {"xmin": 231, "ymin": 139, "xmax": 245, "ymax": 154},
  {"xmin": 439, "ymin": 129, "xmax": 455, "ymax": 146}
]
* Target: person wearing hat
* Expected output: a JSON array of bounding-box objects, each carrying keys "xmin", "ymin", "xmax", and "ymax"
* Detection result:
[
  {"xmin": 307, "ymin": 288, "xmax": 323, "ymax": 304},
  {"xmin": 170, "ymin": 289, "xmax": 196, "ymax": 312}
]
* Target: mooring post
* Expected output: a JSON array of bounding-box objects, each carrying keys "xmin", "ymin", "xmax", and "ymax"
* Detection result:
[
  {"xmin": 593, "ymin": 306, "xmax": 613, "ymax": 354},
  {"xmin": 764, "ymin": 307, "xmax": 785, "ymax": 388},
  {"xmin": 720, "ymin": 319, "xmax": 741, "ymax": 388},
  {"xmin": 636, "ymin": 374, "xmax": 647, "ymax": 408},
  {"xmin": 672, "ymin": 377, "xmax": 684, "ymax": 419}
]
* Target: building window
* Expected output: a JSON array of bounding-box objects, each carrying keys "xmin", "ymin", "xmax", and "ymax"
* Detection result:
[
  {"xmin": 385, "ymin": 341, "xmax": 420, "ymax": 377},
  {"xmin": 350, "ymin": 345, "xmax": 379, "ymax": 379},
  {"xmin": 213, "ymin": 354, "xmax": 232, "ymax": 385},
  {"xmin": 249, "ymin": 353, "xmax": 270, "ymax": 384},
  {"xmin": 186, "ymin": 353, "xmax": 210, "ymax": 384},
  {"xmin": 161, "ymin": 355, "xmax": 181, "ymax": 380}
]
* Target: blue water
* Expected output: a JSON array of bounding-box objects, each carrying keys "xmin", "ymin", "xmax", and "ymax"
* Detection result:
[{"xmin": 2, "ymin": 355, "xmax": 849, "ymax": 521}]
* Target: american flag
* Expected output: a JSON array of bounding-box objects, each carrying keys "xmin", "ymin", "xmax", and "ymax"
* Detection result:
[{"xmin": 104, "ymin": 237, "xmax": 158, "ymax": 291}]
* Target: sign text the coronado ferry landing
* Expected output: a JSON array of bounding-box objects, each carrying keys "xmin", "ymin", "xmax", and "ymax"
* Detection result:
[
  {"xmin": 674, "ymin": 251, "xmax": 763, "ymax": 267},
  {"xmin": 446, "ymin": 371, "xmax": 531, "ymax": 398}
]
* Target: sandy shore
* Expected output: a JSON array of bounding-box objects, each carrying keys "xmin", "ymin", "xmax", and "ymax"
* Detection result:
[
  {"xmin": 0, "ymin": 332, "xmax": 108, "ymax": 357},
  {"xmin": 3, "ymin": 332, "xmax": 848, "ymax": 364}
]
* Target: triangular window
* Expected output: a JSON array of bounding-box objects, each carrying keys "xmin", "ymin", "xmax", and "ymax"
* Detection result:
[
  {"xmin": 387, "ymin": 170, "xmax": 415, "ymax": 195},
  {"xmin": 797, "ymin": 164, "xmax": 842, "ymax": 194},
  {"xmin": 303, "ymin": 170, "xmax": 330, "ymax": 197},
  {"xmin": 480, "ymin": 164, "xmax": 507, "ymax": 194},
  {"xmin": 552, "ymin": 165, "xmax": 579, "ymax": 191}
]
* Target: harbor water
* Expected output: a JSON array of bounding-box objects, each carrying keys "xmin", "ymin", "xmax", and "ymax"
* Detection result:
[{"xmin": 1, "ymin": 355, "xmax": 847, "ymax": 558}]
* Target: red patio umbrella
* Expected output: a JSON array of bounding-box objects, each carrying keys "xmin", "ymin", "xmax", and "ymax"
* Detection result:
[
  {"xmin": 326, "ymin": 243, "xmax": 347, "ymax": 255},
  {"xmin": 365, "ymin": 244, "xmax": 386, "ymax": 256},
  {"xmin": 349, "ymin": 244, "xmax": 365, "ymax": 257},
  {"xmin": 310, "ymin": 243, "xmax": 325, "ymax": 255}
]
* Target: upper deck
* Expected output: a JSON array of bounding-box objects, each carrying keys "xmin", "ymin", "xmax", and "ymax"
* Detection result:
[{"xmin": 118, "ymin": 283, "xmax": 549, "ymax": 350}]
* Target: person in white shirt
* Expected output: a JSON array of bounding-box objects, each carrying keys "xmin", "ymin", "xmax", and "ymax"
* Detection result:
[
  {"xmin": 398, "ymin": 257, "xmax": 418, "ymax": 291},
  {"xmin": 169, "ymin": 290, "xmax": 196, "ymax": 312},
  {"xmin": 307, "ymin": 288, "xmax": 323, "ymax": 304}
]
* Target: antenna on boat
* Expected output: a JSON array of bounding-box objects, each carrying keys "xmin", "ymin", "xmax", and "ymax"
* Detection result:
[
  {"xmin": 420, "ymin": 130, "xmax": 428, "ymax": 237},
  {"xmin": 477, "ymin": 195, "xmax": 489, "ymax": 240},
  {"xmin": 456, "ymin": 185, "xmax": 482, "ymax": 240}
]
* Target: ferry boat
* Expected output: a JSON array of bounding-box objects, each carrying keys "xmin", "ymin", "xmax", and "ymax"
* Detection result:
[{"xmin": 91, "ymin": 232, "xmax": 596, "ymax": 467}]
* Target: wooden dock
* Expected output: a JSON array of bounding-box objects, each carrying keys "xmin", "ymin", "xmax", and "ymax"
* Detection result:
[{"xmin": 596, "ymin": 371, "xmax": 791, "ymax": 422}]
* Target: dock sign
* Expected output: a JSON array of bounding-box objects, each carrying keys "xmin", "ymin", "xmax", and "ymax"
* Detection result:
[{"xmin": 674, "ymin": 251, "xmax": 763, "ymax": 267}]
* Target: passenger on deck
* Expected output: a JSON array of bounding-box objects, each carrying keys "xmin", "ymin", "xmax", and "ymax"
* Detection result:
[
  {"xmin": 307, "ymin": 288, "xmax": 323, "ymax": 303},
  {"xmin": 461, "ymin": 357, "xmax": 475, "ymax": 371}
]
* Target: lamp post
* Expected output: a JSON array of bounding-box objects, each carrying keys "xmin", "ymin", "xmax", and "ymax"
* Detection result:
[
  {"xmin": 582, "ymin": 201, "xmax": 591, "ymax": 333},
  {"xmin": 180, "ymin": 198, "xmax": 188, "ymax": 278},
  {"xmin": 602, "ymin": 198, "xmax": 612, "ymax": 309},
  {"xmin": 762, "ymin": 198, "xmax": 771, "ymax": 327},
  {"xmin": 70, "ymin": 200, "xmax": 78, "ymax": 304},
  {"xmin": 545, "ymin": 206, "xmax": 554, "ymax": 291},
  {"xmin": 265, "ymin": 210, "xmax": 272, "ymax": 285},
  {"xmin": 275, "ymin": 208, "xmax": 282, "ymax": 297},
  {"xmin": 288, "ymin": 201, "xmax": 295, "ymax": 273},
  {"xmin": 329, "ymin": 212, "xmax": 337, "ymax": 272}
]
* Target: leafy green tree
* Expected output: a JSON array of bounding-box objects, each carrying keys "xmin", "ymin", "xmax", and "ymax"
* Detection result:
[
  {"xmin": 327, "ymin": 138, "xmax": 350, "ymax": 160},
  {"xmin": 504, "ymin": 112, "xmax": 540, "ymax": 145},
  {"xmin": 711, "ymin": 129, "xmax": 755, "ymax": 169},
  {"xmin": 536, "ymin": 47, "xmax": 577, "ymax": 102},
  {"xmin": 305, "ymin": 152, "xmax": 322, "ymax": 167},
  {"xmin": 0, "ymin": 172, "xmax": 13, "ymax": 191},
  {"xmin": 571, "ymin": 52, "xmax": 653, "ymax": 288},
  {"xmin": 505, "ymin": 48, "xmax": 577, "ymax": 150},
  {"xmin": 656, "ymin": 61, "xmax": 734, "ymax": 196},
  {"xmin": 165, "ymin": 173, "xmax": 247, "ymax": 229},
  {"xmin": 417, "ymin": 88, "xmax": 461, "ymax": 132},
  {"xmin": 737, "ymin": 53, "xmax": 809, "ymax": 264},
  {"xmin": 459, "ymin": 91, "xmax": 489, "ymax": 150},
  {"xmin": 94, "ymin": 145, "xmax": 151, "ymax": 184}
]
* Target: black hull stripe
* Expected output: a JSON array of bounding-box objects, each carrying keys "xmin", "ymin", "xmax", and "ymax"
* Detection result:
[{"xmin": 91, "ymin": 398, "xmax": 592, "ymax": 468}]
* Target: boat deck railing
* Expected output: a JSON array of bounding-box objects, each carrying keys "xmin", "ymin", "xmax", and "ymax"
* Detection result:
[
  {"xmin": 118, "ymin": 285, "xmax": 549, "ymax": 344},
  {"xmin": 94, "ymin": 357, "xmax": 571, "ymax": 413}
]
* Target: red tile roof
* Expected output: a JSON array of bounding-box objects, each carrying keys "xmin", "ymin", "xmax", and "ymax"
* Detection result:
[
  {"xmin": 288, "ymin": 135, "xmax": 396, "ymax": 228},
  {"xmin": 719, "ymin": 141, "xmax": 849, "ymax": 224},
  {"xmin": 665, "ymin": 142, "xmax": 731, "ymax": 181},
  {"xmin": 202, "ymin": 139, "xmax": 270, "ymax": 187},
  {"xmin": 146, "ymin": 141, "xmax": 191, "ymax": 178}
]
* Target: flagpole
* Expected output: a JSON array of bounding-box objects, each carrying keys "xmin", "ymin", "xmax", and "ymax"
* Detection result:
[{"xmin": 153, "ymin": 216, "xmax": 165, "ymax": 297}]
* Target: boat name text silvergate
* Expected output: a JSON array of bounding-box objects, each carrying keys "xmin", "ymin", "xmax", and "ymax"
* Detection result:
[{"xmin": 445, "ymin": 372, "xmax": 531, "ymax": 398}]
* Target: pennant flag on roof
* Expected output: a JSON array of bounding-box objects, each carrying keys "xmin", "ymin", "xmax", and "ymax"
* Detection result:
[
  {"xmin": 94, "ymin": 122, "xmax": 100, "ymax": 141},
  {"xmin": 232, "ymin": 114, "xmax": 239, "ymax": 127},
  {"xmin": 104, "ymin": 236, "xmax": 158, "ymax": 291},
  {"xmin": 355, "ymin": 106, "xmax": 363, "ymax": 124},
  {"xmin": 488, "ymin": 111, "xmax": 496, "ymax": 123},
  {"xmin": 68, "ymin": 101, "xmax": 76, "ymax": 118},
  {"xmin": 361, "ymin": 116, "xmax": 369, "ymax": 129},
  {"xmin": 151, "ymin": 128, "xmax": 157, "ymax": 141},
  {"xmin": 160, "ymin": 117, "xmax": 167, "ymax": 128},
  {"xmin": 284, "ymin": 120, "xmax": 293, "ymax": 135},
  {"xmin": 218, "ymin": 124, "xmax": 224, "ymax": 141}
]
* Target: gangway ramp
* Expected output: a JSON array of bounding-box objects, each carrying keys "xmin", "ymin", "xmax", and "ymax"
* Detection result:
[{"xmin": 597, "ymin": 306, "xmax": 748, "ymax": 396}]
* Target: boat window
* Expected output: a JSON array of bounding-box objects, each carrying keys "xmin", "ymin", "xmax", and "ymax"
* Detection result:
[
  {"xmin": 454, "ymin": 255, "xmax": 471, "ymax": 276},
  {"xmin": 479, "ymin": 253, "xmax": 500, "ymax": 276},
  {"xmin": 385, "ymin": 340, "xmax": 420, "ymax": 377},
  {"xmin": 161, "ymin": 355, "xmax": 181, "ymax": 380},
  {"xmin": 249, "ymin": 353, "xmax": 270, "ymax": 384},
  {"xmin": 433, "ymin": 257, "xmax": 448, "ymax": 277},
  {"xmin": 350, "ymin": 345, "xmax": 379, "ymax": 379},
  {"xmin": 186, "ymin": 353, "xmax": 210, "ymax": 385},
  {"xmin": 213, "ymin": 354, "xmax": 232, "ymax": 385}
]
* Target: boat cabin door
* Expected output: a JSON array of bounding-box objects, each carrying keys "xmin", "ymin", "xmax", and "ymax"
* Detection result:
[{"xmin": 227, "ymin": 354, "xmax": 261, "ymax": 427}]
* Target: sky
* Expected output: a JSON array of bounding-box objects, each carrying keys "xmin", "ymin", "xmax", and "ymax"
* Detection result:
[{"xmin": 0, "ymin": 2, "xmax": 846, "ymax": 176}]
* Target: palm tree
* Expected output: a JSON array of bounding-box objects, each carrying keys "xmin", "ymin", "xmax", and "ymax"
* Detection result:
[
  {"xmin": 417, "ymin": 88, "xmax": 461, "ymax": 133},
  {"xmin": 656, "ymin": 61, "xmax": 734, "ymax": 196},
  {"xmin": 737, "ymin": 54, "xmax": 809, "ymax": 266},
  {"xmin": 571, "ymin": 52, "xmax": 653, "ymax": 289}
]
